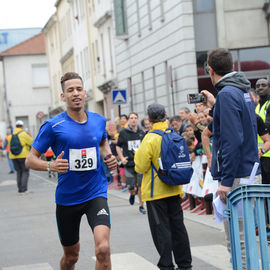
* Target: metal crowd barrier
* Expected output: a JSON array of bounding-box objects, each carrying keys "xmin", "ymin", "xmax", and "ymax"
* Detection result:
[{"xmin": 225, "ymin": 184, "xmax": 270, "ymax": 270}]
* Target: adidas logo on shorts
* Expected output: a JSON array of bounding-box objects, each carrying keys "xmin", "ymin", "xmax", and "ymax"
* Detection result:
[{"xmin": 97, "ymin": 208, "xmax": 109, "ymax": 216}]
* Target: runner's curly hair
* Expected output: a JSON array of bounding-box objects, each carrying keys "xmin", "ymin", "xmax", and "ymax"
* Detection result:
[{"xmin": 60, "ymin": 72, "xmax": 83, "ymax": 92}]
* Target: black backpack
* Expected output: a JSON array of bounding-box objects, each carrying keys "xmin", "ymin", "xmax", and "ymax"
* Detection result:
[{"xmin": 10, "ymin": 131, "xmax": 23, "ymax": 155}]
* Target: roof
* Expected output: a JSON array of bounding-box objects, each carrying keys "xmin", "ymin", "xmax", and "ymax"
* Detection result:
[{"xmin": 0, "ymin": 32, "xmax": 45, "ymax": 56}]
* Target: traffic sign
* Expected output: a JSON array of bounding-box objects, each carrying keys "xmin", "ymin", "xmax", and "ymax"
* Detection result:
[{"xmin": 112, "ymin": 89, "xmax": 127, "ymax": 105}]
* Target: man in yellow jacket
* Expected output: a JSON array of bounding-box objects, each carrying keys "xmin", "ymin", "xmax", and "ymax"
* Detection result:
[
  {"xmin": 134, "ymin": 103, "xmax": 192, "ymax": 270},
  {"xmin": 8, "ymin": 120, "xmax": 33, "ymax": 193}
]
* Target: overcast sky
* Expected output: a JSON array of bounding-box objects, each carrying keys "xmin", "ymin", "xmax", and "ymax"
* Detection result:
[{"xmin": 0, "ymin": 0, "xmax": 56, "ymax": 29}]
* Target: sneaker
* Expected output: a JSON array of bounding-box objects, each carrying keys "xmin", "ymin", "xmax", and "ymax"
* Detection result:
[
  {"xmin": 139, "ymin": 206, "xmax": 146, "ymax": 214},
  {"xmin": 9, "ymin": 171, "xmax": 14, "ymax": 174},
  {"xmin": 129, "ymin": 194, "xmax": 135, "ymax": 205}
]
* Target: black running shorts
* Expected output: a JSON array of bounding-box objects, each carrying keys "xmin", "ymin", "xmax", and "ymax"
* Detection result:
[{"xmin": 56, "ymin": 196, "xmax": 111, "ymax": 246}]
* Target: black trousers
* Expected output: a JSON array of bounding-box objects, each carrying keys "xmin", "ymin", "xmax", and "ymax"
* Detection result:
[
  {"xmin": 13, "ymin": 158, "xmax": 29, "ymax": 193},
  {"xmin": 146, "ymin": 196, "xmax": 192, "ymax": 270},
  {"xmin": 261, "ymin": 157, "xmax": 270, "ymax": 184}
]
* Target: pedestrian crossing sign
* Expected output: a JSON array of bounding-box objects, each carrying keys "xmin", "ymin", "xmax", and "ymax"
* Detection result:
[{"xmin": 112, "ymin": 89, "xmax": 127, "ymax": 105}]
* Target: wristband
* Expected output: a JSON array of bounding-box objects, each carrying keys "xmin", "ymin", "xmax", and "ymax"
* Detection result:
[
  {"xmin": 104, "ymin": 154, "xmax": 112, "ymax": 160},
  {"xmin": 47, "ymin": 162, "xmax": 51, "ymax": 172}
]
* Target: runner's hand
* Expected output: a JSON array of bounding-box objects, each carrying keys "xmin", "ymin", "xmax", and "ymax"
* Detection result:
[
  {"xmin": 51, "ymin": 151, "xmax": 69, "ymax": 173},
  {"xmin": 104, "ymin": 154, "xmax": 117, "ymax": 170},
  {"xmin": 216, "ymin": 184, "xmax": 232, "ymax": 204},
  {"xmin": 121, "ymin": 156, "xmax": 128, "ymax": 165}
]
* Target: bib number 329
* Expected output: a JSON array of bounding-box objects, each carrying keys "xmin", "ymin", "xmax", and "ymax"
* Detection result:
[{"xmin": 69, "ymin": 147, "xmax": 97, "ymax": 171}]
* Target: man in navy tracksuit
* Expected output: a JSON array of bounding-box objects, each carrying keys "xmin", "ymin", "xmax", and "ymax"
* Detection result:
[{"xmin": 202, "ymin": 48, "xmax": 261, "ymax": 269}]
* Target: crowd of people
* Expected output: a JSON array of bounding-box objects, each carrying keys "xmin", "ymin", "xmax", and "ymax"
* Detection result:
[{"xmin": 0, "ymin": 47, "xmax": 269, "ymax": 270}]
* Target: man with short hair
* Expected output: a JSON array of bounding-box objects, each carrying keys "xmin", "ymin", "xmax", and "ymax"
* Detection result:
[
  {"xmin": 195, "ymin": 102, "xmax": 207, "ymax": 113},
  {"xmin": 120, "ymin": 114, "xmax": 128, "ymax": 128},
  {"xmin": 135, "ymin": 103, "xmax": 192, "ymax": 270},
  {"xmin": 116, "ymin": 112, "xmax": 146, "ymax": 214},
  {"xmin": 169, "ymin": 115, "xmax": 182, "ymax": 135},
  {"xmin": 141, "ymin": 117, "xmax": 152, "ymax": 133},
  {"xmin": 202, "ymin": 48, "xmax": 261, "ymax": 269},
  {"xmin": 8, "ymin": 120, "xmax": 33, "ymax": 193},
  {"xmin": 255, "ymin": 78, "xmax": 270, "ymax": 183},
  {"xmin": 179, "ymin": 107, "xmax": 190, "ymax": 134},
  {"xmin": 26, "ymin": 72, "xmax": 117, "ymax": 270}
]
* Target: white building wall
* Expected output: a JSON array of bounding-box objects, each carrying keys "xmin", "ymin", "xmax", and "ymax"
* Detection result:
[
  {"xmin": 44, "ymin": 15, "xmax": 63, "ymax": 112},
  {"xmin": 4, "ymin": 54, "xmax": 50, "ymax": 137},
  {"xmin": 92, "ymin": 0, "xmax": 117, "ymax": 118},
  {"xmin": 114, "ymin": 0, "xmax": 197, "ymax": 118},
  {"xmin": 69, "ymin": 0, "xmax": 92, "ymax": 93},
  {"xmin": 216, "ymin": 0, "xmax": 269, "ymax": 48}
]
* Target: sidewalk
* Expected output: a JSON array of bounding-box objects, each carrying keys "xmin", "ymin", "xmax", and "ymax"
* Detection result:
[{"xmin": 108, "ymin": 181, "xmax": 224, "ymax": 232}]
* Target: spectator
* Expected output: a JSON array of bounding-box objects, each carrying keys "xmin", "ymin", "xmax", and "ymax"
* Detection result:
[
  {"xmin": 202, "ymin": 48, "xmax": 261, "ymax": 269},
  {"xmin": 255, "ymin": 78, "xmax": 270, "ymax": 184},
  {"xmin": 141, "ymin": 117, "xmax": 152, "ymax": 133},
  {"xmin": 170, "ymin": 115, "xmax": 182, "ymax": 135},
  {"xmin": 120, "ymin": 114, "xmax": 128, "ymax": 128},
  {"xmin": 135, "ymin": 103, "xmax": 192, "ymax": 270},
  {"xmin": 195, "ymin": 102, "xmax": 207, "ymax": 113},
  {"xmin": 179, "ymin": 107, "xmax": 190, "ymax": 134},
  {"xmin": 8, "ymin": 120, "xmax": 33, "ymax": 193},
  {"xmin": 3, "ymin": 130, "xmax": 15, "ymax": 174}
]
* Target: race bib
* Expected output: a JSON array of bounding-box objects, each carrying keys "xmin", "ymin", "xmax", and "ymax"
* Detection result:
[
  {"xmin": 128, "ymin": 140, "xmax": 141, "ymax": 152},
  {"xmin": 69, "ymin": 147, "xmax": 97, "ymax": 171}
]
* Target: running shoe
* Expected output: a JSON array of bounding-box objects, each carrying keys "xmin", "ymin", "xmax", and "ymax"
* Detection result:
[
  {"xmin": 139, "ymin": 206, "xmax": 146, "ymax": 214},
  {"xmin": 129, "ymin": 194, "xmax": 135, "ymax": 205}
]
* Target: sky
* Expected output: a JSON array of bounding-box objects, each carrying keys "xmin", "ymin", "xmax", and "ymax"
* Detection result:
[{"xmin": 0, "ymin": 0, "xmax": 56, "ymax": 29}]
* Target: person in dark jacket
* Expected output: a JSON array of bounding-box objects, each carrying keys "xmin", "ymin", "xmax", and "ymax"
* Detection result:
[
  {"xmin": 255, "ymin": 78, "xmax": 270, "ymax": 184},
  {"xmin": 202, "ymin": 48, "xmax": 261, "ymax": 270},
  {"xmin": 116, "ymin": 112, "xmax": 146, "ymax": 214}
]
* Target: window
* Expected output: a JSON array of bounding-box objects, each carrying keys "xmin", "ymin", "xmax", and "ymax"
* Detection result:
[
  {"xmin": 239, "ymin": 47, "xmax": 270, "ymax": 72},
  {"xmin": 196, "ymin": 47, "xmax": 270, "ymax": 94},
  {"xmin": 194, "ymin": 0, "xmax": 214, "ymax": 12},
  {"xmin": 114, "ymin": 0, "xmax": 128, "ymax": 36},
  {"xmin": 136, "ymin": 0, "xmax": 141, "ymax": 36},
  {"xmin": 147, "ymin": 0, "xmax": 152, "ymax": 30},
  {"xmin": 32, "ymin": 64, "xmax": 49, "ymax": 88},
  {"xmin": 108, "ymin": 27, "xmax": 114, "ymax": 73},
  {"xmin": 100, "ymin": 33, "xmax": 106, "ymax": 78},
  {"xmin": 160, "ymin": 0, "xmax": 165, "ymax": 22},
  {"xmin": 83, "ymin": 47, "xmax": 90, "ymax": 79}
]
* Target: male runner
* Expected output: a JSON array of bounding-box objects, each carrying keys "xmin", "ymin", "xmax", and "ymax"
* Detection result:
[{"xmin": 26, "ymin": 72, "xmax": 117, "ymax": 270}]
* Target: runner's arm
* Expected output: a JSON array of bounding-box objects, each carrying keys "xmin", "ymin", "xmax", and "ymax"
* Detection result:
[
  {"xmin": 25, "ymin": 147, "xmax": 69, "ymax": 173},
  {"xmin": 100, "ymin": 139, "xmax": 117, "ymax": 170}
]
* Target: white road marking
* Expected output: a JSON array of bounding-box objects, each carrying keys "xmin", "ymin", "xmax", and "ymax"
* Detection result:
[
  {"xmin": 93, "ymin": 252, "xmax": 159, "ymax": 270},
  {"xmin": 191, "ymin": 245, "xmax": 232, "ymax": 270},
  {"xmin": 0, "ymin": 180, "xmax": 16, "ymax": 186},
  {"xmin": 3, "ymin": 263, "xmax": 54, "ymax": 270}
]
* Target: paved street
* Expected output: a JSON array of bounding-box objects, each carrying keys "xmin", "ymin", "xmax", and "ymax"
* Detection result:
[{"xmin": 0, "ymin": 158, "xmax": 232, "ymax": 270}]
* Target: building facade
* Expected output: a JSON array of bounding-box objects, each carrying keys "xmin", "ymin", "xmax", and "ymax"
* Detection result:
[
  {"xmin": 113, "ymin": 0, "xmax": 198, "ymax": 118},
  {"xmin": 42, "ymin": 0, "xmax": 270, "ymax": 119},
  {"xmin": 0, "ymin": 33, "xmax": 51, "ymax": 137}
]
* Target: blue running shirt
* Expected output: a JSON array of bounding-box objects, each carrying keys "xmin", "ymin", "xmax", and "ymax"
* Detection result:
[{"xmin": 32, "ymin": 111, "xmax": 108, "ymax": 206}]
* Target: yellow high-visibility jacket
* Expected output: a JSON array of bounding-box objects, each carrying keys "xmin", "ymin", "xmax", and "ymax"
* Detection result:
[
  {"xmin": 8, "ymin": 128, "xmax": 33, "ymax": 159},
  {"xmin": 134, "ymin": 121, "xmax": 183, "ymax": 202}
]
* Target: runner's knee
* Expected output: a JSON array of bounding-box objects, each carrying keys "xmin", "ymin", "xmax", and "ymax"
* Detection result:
[
  {"xmin": 63, "ymin": 253, "xmax": 79, "ymax": 266},
  {"xmin": 95, "ymin": 241, "xmax": 110, "ymax": 262}
]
